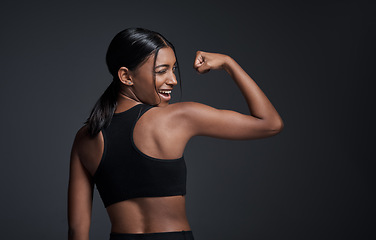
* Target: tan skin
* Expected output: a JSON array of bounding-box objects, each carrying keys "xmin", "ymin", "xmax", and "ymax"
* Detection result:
[{"xmin": 68, "ymin": 47, "xmax": 284, "ymax": 240}]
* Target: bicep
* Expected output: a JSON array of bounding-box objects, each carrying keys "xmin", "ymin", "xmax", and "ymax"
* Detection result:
[
  {"xmin": 181, "ymin": 102, "xmax": 281, "ymax": 140},
  {"xmin": 68, "ymin": 141, "xmax": 94, "ymax": 235}
]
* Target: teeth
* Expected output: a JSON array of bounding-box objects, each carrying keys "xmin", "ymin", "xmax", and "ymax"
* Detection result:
[{"xmin": 159, "ymin": 90, "xmax": 171, "ymax": 94}]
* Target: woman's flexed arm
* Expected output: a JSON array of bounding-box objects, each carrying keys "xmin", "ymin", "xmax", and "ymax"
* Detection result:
[{"xmin": 179, "ymin": 51, "xmax": 283, "ymax": 140}]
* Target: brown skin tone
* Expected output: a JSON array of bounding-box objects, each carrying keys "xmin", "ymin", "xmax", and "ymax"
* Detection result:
[{"xmin": 68, "ymin": 47, "xmax": 284, "ymax": 239}]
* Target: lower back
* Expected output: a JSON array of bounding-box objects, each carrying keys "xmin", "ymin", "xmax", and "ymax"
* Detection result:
[{"xmin": 106, "ymin": 195, "xmax": 191, "ymax": 233}]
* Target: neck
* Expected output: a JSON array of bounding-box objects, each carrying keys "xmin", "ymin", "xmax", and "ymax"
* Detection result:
[
  {"xmin": 115, "ymin": 89, "xmax": 142, "ymax": 113},
  {"xmin": 118, "ymin": 88, "xmax": 140, "ymax": 103}
]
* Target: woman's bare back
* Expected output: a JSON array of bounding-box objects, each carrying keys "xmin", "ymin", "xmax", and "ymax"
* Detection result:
[{"xmin": 75, "ymin": 103, "xmax": 191, "ymax": 233}]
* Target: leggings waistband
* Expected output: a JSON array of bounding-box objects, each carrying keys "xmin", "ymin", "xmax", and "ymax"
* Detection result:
[{"xmin": 109, "ymin": 230, "xmax": 194, "ymax": 240}]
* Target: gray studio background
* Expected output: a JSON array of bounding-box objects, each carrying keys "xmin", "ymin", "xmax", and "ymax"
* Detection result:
[{"xmin": 0, "ymin": 1, "xmax": 374, "ymax": 239}]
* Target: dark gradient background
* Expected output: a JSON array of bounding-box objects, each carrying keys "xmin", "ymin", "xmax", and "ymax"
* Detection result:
[{"xmin": 0, "ymin": 1, "xmax": 375, "ymax": 239}]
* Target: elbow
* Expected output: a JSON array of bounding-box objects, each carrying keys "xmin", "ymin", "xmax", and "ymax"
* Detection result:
[{"xmin": 268, "ymin": 119, "xmax": 284, "ymax": 134}]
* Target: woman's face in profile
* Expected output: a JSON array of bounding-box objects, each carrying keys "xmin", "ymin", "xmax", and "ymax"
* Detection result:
[{"xmin": 130, "ymin": 47, "xmax": 177, "ymax": 107}]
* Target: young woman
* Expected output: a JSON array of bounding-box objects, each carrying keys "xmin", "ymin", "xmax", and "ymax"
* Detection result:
[{"xmin": 68, "ymin": 28, "xmax": 283, "ymax": 240}]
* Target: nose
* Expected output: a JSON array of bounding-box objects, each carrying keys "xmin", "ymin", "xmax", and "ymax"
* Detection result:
[{"xmin": 166, "ymin": 72, "xmax": 178, "ymax": 86}]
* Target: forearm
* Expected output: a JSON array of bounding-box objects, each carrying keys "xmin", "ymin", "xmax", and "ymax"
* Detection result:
[{"xmin": 223, "ymin": 56, "xmax": 283, "ymax": 129}]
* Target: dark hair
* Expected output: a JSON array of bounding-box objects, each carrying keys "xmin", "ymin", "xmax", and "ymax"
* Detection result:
[{"xmin": 85, "ymin": 28, "xmax": 181, "ymax": 137}]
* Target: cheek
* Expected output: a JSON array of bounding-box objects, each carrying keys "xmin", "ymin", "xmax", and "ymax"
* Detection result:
[
  {"xmin": 155, "ymin": 76, "xmax": 166, "ymax": 88},
  {"xmin": 134, "ymin": 74, "xmax": 154, "ymax": 92},
  {"xmin": 134, "ymin": 77, "xmax": 160, "ymax": 103}
]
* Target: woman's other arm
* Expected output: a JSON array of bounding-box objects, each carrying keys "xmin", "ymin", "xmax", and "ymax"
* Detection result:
[{"xmin": 68, "ymin": 129, "xmax": 94, "ymax": 240}]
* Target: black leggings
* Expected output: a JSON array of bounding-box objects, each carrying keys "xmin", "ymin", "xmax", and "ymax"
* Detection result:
[{"xmin": 109, "ymin": 230, "xmax": 194, "ymax": 240}]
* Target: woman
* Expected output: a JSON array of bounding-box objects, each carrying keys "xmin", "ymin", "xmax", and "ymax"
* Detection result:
[{"xmin": 68, "ymin": 28, "xmax": 283, "ymax": 240}]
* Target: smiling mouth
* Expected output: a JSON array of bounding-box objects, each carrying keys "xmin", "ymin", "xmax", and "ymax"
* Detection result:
[{"xmin": 158, "ymin": 90, "xmax": 172, "ymax": 100}]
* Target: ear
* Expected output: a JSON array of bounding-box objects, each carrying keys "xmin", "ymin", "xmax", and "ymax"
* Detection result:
[{"xmin": 118, "ymin": 67, "xmax": 134, "ymax": 86}]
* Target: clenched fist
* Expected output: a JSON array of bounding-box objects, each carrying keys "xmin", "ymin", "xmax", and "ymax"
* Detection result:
[{"xmin": 193, "ymin": 51, "xmax": 230, "ymax": 74}]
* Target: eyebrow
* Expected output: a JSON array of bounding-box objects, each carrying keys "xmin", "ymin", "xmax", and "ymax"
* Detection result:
[{"xmin": 155, "ymin": 62, "xmax": 177, "ymax": 69}]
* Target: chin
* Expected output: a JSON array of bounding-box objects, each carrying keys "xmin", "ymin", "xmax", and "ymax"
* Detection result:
[{"xmin": 156, "ymin": 102, "xmax": 169, "ymax": 107}]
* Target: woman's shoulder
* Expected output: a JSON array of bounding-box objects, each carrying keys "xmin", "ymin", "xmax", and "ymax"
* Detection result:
[
  {"xmin": 144, "ymin": 102, "xmax": 205, "ymax": 124},
  {"xmin": 73, "ymin": 125, "xmax": 92, "ymax": 146},
  {"xmin": 165, "ymin": 101, "xmax": 219, "ymax": 120},
  {"xmin": 144, "ymin": 102, "xmax": 216, "ymax": 131},
  {"xmin": 74, "ymin": 124, "xmax": 103, "ymax": 147},
  {"xmin": 159, "ymin": 101, "xmax": 208, "ymax": 114},
  {"xmin": 148, "ymin": 102, "xmax": 218, "ymax": 121},
  {"xmin": 71, "ymin": 125, "xmax": 104, "ymax": 176}
]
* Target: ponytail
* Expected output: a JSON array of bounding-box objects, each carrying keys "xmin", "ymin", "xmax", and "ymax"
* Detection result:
[{"xmin": 85, "ymin": 79, "xmax": 119, "ymax": 137}]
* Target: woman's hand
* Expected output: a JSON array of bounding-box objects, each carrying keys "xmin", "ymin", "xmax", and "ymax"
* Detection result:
[{"xmin": 193, "ymin": 51, "xmax": 230, "ymax": 74}]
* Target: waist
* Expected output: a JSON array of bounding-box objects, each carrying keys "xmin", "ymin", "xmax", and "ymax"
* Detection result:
[
  {"xmin": 106, "ymin": 196, "xmax": 190, "ymax": 234},
  {"xmin": 110, "ymin": 230, "xmax": 194, "ymax": 240}
]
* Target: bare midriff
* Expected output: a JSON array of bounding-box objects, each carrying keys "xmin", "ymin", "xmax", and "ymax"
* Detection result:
[{"xmin": 106, "ymin": 195, "xmax": 191, "ymax": 234}]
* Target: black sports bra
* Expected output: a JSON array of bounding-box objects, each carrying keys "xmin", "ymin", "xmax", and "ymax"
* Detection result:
[{"xmin": 93, "ymin": 104, "xmax": 187, "ymax": 208}]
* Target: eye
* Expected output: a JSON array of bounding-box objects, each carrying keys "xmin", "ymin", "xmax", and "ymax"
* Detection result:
[
  {"xmin": 155, "ymin": 69, "xmax": 167, "ymax": 74},
  {"xmin": 172, "ymin": 65, "xmax": 178, "ymax": 72}
]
